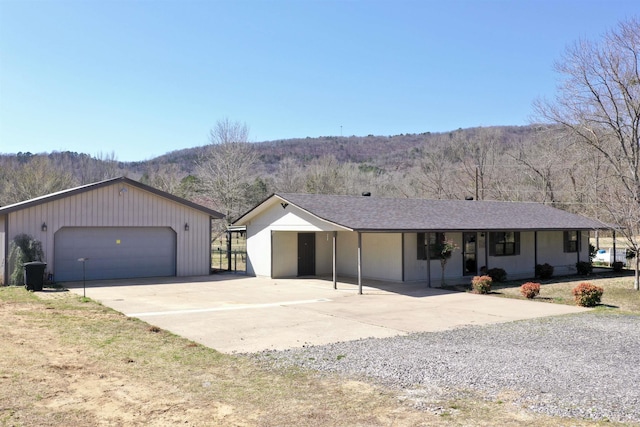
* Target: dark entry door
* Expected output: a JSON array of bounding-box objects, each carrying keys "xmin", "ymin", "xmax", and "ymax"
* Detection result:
[
  {"xmin": 297, "ymin": 233, "xmax": 316, "ymax": 276},
  {"xmin": 463, "ymin": 232, "xmax": 477, "ymax": 276}
]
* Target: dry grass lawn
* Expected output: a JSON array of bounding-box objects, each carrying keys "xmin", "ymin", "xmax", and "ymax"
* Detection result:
[
  {"xmin": 488, "ymin": 272, "xmax": 640, "ymax": 313},
  {"xmin": 1, "ymin": 284, "xmax": 636, "ymax": 426}
]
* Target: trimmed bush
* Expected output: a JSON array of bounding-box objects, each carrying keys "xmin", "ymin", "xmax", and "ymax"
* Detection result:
[
  {"xmin": 571, "ymin": 282, "xmax": 604, "ymax": 307},
  {"xmin": 612, "ymin": 261, "xmax": 624, "ymax": 272},
  {"xmin": 486, "ymin": 268, "xmax": 507, "ymax": 283},
  {"xmin": 520, "ymin": 282, "xmax": 541, "ymax": 299},
  {"xmin": 535, "ymin": 263, "xmax": 554, "ymax": 280},
  {"xmin": 576, "ymin": 261, "xmax": 592, "ymax": 275},
  {"xmin": 471, "ymin": 275, "xmax": 492, "ymax": 294}
]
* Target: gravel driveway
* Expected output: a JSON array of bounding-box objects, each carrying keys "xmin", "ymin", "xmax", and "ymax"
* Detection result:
[{"xmin": 251, "ymin": 312, "xmax": 640, "ymax": 423}]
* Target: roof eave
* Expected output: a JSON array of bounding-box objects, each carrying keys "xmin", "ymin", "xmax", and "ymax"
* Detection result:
[{"xmin": 0, "ymin": 176, "xmax": 224, "ymax": 219}]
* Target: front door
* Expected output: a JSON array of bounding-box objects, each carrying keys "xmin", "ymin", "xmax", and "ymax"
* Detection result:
[
  {"xmin": 297, "ymin": 233, "xmax": 316, "ymax": 276},
  {"xmin": 463, "ymin": 232, "xmax": 477, "ymax": 276}
]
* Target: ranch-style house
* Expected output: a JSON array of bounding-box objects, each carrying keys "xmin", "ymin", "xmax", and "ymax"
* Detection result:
[{"xmin": 233, "ymin": 193, "xmax": 609, "ymax": 292}]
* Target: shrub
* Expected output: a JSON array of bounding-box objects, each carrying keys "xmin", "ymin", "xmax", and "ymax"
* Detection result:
[
  {"xmin": 535, "ymin": 263, "xmax": 554, "ymax": 280},
  {"xmin": 576, "ymin": 261, "xmax": 592, "ymax": 275},
  {"xmin": 571, "ymin": 282, "xmax": 604, "ymax": 307},
  {"xmin": 471, "ymin": 275, "xmax": 492, "ymax": 294},
  {"xmin": 626, "ymin": 249, "xmax": 636, "ymax": 260},
  {"xmin": 612, "ymin": 261, "xmax": 624, "ymax": 272},
  {"xmin": 8, "ymin": 234, "xmax": 44, "ymax": 285},
  {"xmin": 486, "ymin": 268, "xmax": 507, "ymax": 283},
  {"xmin": 520, "ymin": 282, "xmax": 541, "ymax": 299}
]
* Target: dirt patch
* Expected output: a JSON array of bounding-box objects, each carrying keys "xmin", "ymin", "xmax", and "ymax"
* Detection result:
[
  {"xmin": 1, "ymin": 287, "xmax": 630, "ymax": 426},
  {"xmin": 0, "ymin": 288, "xmax": 429, "ymax": 426}
]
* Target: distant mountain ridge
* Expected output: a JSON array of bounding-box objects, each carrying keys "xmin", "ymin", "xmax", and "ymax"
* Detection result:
[{"xmin": 140, "ymin": 124, "xmax": 538, "ymax": 174}]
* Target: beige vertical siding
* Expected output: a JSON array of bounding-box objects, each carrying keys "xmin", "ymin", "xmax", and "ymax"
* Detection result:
[
  {"xmin": 0, "ymin": 215, "xmax": 5, "ymax": 284},
  {"xmin": 6, "ymin": 182, "xmax": 212, "ymax": 279}
]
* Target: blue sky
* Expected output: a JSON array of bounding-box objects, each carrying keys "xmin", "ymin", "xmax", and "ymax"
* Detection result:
[{"xmin": 0, "ymin": 0, "xmax": 636, "ymax": 162}]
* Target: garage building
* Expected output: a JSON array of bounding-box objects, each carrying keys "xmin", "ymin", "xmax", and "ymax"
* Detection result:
[{"xmin": 0, "ymin": 177, "xmax": 223, "ymax": 284}]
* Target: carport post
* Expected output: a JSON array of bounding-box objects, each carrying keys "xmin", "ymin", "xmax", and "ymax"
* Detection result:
[
  {"xmin": 357, "ymin": 232, "xmax": 362, "ymax": 295},
  {"xmin": 426, "ymin": 232, "xmax": 431, "ymax": 288},
  {"xmin": 332, "ymin": 231, "xmax": 337, "ymax": 290}
]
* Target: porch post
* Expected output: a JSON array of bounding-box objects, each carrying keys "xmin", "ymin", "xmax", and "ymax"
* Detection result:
[
  {"xmin": 484, "ymin": 231, "xmax": 489, "ymax": 272},
  {"xmin": 577, "ymin": 231, "xmax": 581, "ymax": 264},
  {"xmin": 613, "ymin": 230, "xmax": 617, "ymax": 264},
  {"xmin": 357, "ymin": 231, "xmax": 363, "ymax": 295},
  {"xmin": 426, "ymin": 232, "xmax": 431, "ymax": 288},
  {"xmin": 534, "ymin": 231, "xmax": 538, "ymax": 275},
  {"xmin": 270, "ymin": 230, "xmax": 274, "ymax": 278},
  {"xmin": 333, "ymin": 231, "xmax": 337, "ymax": 290}
]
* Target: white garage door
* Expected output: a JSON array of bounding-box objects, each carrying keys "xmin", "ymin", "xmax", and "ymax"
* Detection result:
[{"xmin": 54, "ymin": 227, "xmax": 176, "ymax": 281}]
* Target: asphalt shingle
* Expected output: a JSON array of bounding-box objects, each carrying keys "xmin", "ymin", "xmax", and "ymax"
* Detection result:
[{"xmin": 275, "ymin": 193, "xmax": 608, "ymax": 231}]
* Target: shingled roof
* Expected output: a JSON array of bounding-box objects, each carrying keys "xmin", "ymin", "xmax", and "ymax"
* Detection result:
[{"xmin": 236, "ymin": 193, "xmax": 609, "ymax": 232}]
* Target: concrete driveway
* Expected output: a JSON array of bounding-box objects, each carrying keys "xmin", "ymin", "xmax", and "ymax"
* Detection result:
[{"xmin": 66, "ymin": 275, "xmax": 587, "ymax": 353}]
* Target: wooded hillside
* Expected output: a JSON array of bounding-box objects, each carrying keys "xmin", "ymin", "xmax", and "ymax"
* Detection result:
[{"xmin": 0, "ymin": 124, "xmax": 605, "ymax": 225}]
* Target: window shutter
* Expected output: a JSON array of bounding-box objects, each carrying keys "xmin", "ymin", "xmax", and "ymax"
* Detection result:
[
  {"xmin": 417, "ymin": 233, "xmax": 426, "ymax": 260},
  {"xmin": 489, "ymin": 232, "xmax": 496, "ymax": 256},
  {"xmin": 577, "ymin": 231, "xmax": 581, "ymax": 253},
  {"xmin": 515, "ymin": 232, "xmax": 521, "ymax": 255}
]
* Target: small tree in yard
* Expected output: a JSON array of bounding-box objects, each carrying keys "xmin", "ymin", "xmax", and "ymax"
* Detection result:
[{"xmin": 434, "ymin": 239, "xmax": 458, "ymax": 286}]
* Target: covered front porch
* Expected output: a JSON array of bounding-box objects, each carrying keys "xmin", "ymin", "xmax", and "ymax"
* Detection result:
[{"xmin": 270, "ymin": 229, "xmax": 592, "ymax": 294}]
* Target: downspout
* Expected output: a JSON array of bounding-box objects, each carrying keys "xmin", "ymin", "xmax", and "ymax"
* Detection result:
[
  {"xmin": 332, "ymin": 231, "xmax": 337, "ymax": 290},
  {"xmin": 357, "ymin": 231, "xmax": 362, "ymax": 295}
]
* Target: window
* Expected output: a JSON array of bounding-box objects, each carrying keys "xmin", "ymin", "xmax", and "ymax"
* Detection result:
[
  {"xmin": 489, "ymin": 232, "xmax": 520, "ymax": 256},
  {"xmin": 564, "ymin": 231, "xmax": 579, "ymax": 253},
  {"xmin": 417, "ymin": 232, "xmax": 445, "ymax": 260}
]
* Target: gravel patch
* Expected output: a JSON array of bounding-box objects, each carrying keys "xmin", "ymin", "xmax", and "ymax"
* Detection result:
[{"xmin": 250, "ymin": 312, "xmax": 640, "ymax": 423}]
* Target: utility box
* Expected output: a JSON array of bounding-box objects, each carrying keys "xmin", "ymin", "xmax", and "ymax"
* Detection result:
[{"xmin": 23, "ymin": 262, "xmax": 47, "ymax": 291}]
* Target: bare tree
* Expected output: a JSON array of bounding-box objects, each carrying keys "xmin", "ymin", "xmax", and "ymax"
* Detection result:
[
  {"xmin": 452, "ymin": 127, "xmax": 504, "ymax": 200},
  {"xmin": 536, "ymin": 17, "xmax": 640, "ymax": 289},
  {"xmin": 411, "ymin": 148, "xmax": 458, "ymax": 199},
  {"xmin": 196, "ymin": 118, "xmax": 258, "ymax": 223},
  {"xmin": 1, "ymin": 156, "xmax": 77, "ymax": 204},
  {"xmin": 73, "ymin": 151, "xmax": 122, "ymax": 184},
  {"xmin": 273, "ymin": 157, "xmax": 305, "ymax": 193},
  {"xmin": 507, "ymin": 127, "xmax": 569, "ymax": 207},
  {"xmin": 141, "ymin": 163, "xmax": 196, "ymax": 199},
  {"xmin": 304, "ymin": 155, "xmax": 346, "ymax": 194}
]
